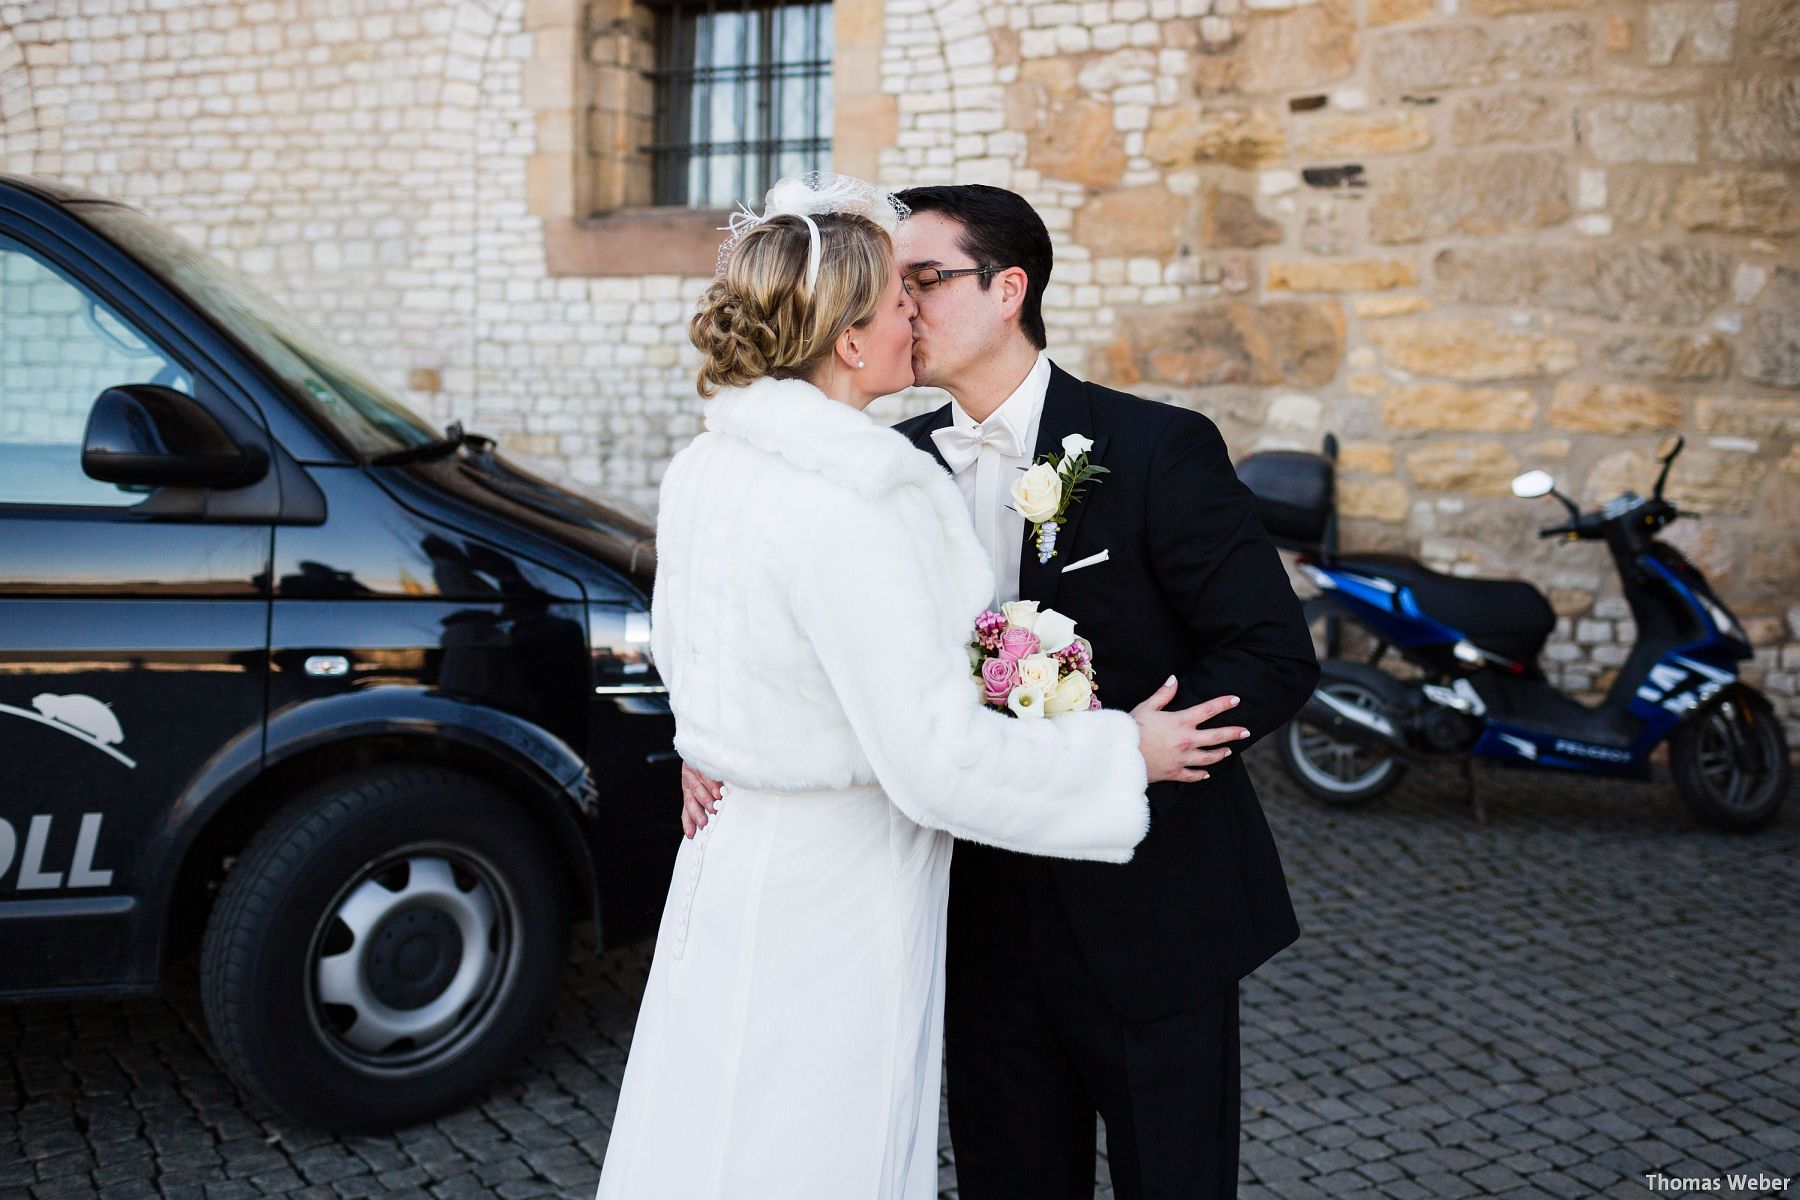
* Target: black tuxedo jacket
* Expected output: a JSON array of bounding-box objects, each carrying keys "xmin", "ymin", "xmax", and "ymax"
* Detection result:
[{"xmin": 894, "ymin": 364, "xmax": 1317, "ymax": 1022}]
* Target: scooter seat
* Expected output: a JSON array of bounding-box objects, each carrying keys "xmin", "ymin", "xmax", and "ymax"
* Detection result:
[{"xmin": 1331, "ymin": 554, "xmax": 1558, "ymax": 665}]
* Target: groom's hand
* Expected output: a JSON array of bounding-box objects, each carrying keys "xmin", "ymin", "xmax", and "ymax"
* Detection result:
[
  {"xmin": 680, "ymin": 762, "xmax": 723, "ymax": 838},
  {"xmin": 1130, "ymin": 678, "xmax": 1250, "ymax": 784}
]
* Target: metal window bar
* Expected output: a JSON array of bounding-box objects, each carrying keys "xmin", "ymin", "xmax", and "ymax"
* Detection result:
[{"xmin": 644, "ymin": 0, "xmax": 833, "ymax": 208}]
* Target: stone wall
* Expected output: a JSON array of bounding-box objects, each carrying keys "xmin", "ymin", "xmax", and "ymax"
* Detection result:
[{"xmin": 2, "ymin": 0, "xmax": 1796, "ymax": 741}]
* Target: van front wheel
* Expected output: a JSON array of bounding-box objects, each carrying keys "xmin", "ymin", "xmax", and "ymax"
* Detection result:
[{"xmin": 199, "ymin": 764, "xmax": 568, "ymax": 1130}]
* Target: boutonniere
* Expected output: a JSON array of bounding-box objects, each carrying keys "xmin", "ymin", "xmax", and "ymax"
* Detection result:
[{"xmin": 1010, "ymin": 433, "xmax": 1110, "ymax": 564}]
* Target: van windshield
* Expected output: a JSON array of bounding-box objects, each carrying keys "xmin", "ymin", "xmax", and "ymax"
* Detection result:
[{"xmin": 74, "ymin": 203, "xmax": 441, "ymax": 458}]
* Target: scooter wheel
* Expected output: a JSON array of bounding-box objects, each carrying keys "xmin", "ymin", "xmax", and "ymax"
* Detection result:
[
  {"xmin": 1276, "ymin": 677, "xmax": 1406, "ymax": 806},
  {"xmin": 1669, "ymin": 687, "xmax": 1791, "ymax": 832}
]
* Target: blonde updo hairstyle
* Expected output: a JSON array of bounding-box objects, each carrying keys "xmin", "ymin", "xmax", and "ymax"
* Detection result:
[{"xmin": 690, "ymin": 212, "xmax": 892, "ymax": 398}]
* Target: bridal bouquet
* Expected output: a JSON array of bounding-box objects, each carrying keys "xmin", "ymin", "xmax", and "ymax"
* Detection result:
[{"xmin": 970, "ymin": 601, "xmax": 1102, "ymax": 719}]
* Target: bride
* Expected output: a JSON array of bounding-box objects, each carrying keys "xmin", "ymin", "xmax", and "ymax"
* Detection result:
[{"xmin": 594, "ymin": 177, "xmax": 1238, "ymax": 1200}]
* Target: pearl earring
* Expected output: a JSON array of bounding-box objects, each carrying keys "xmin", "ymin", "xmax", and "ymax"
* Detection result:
[{"xmin": 856, "ymin": 360, "xmax": 866, "ymax": 369}]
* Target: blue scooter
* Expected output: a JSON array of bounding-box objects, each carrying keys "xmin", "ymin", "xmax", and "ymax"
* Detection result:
[{"xmin": 1239, "ymin": 435, "xmax": 1790, "ymax": 830}]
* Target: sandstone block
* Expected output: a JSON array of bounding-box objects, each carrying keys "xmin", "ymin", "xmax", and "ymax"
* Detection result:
[
  {"xmin": 1708, "ymin": 78, "xmax": 1800, "ymax": 163},
  {"xmin": 1338, "ymin": 477, "xmax": 1410, "ymax": 521},
  {"xmin": 1232, "ymin": 0, "xmax": 1359, "ymax": 92},
  {"xmin": 1370, "ymin": 151, "xmax": 1569, "ymax": 243},
  {"xmin": 1451, "ymin": 91, "xmax": 1564, "ymax": 146},
  {"xmin": 1599, "ymin": 332, "xmax": 1730, "ymax": 380},
  {"xmin": 1338, "ymin": 441, "xmax": 1396, "ymax": 473},
  {"xmin": 1268, "ymin": 258, "xmax": 1417, "ymax": 292},
  {"xmin": 1470, "ymin": 0, "xmax": 1593, "ymax": 11},
  {"xmin": 1547, "ymin": 381, "xmax": 1682, "ymax": 432},
  {"xmin": 1382, "ymin": 382, "xmax": 1537, "ymax": 431},
  {"xmin": 1202, "ymin": 187, "xmax": 1285, "ymax": 247},
  {"xmin": 1404, "ymin": 441, "xmax": 1522, "ymax": 495},
  {"xmin": 1679, "ymin": 449, "xmax": 1771, "ymax": 516},
  {"xmin": 1365, "ymin": 318, "xmax": 1579, "ymax": 381},
  {"xmin": 1742, "ymin": 266, "xmax": 1800, "ymax": 388},
  {"xmin": 1432, "ymin": 243, "xmax": 1733, "ymax": 325},
  {"xmin": 1696, "ymin": 396, "xmax": 1800, "ymax": 439},
  {"xmin": 1645, "ymin": 0, "xmax": 1738, "ymax": 63},
  {"xmin": 1073, "ymin": 185, "xmax": 1190, "ymax": 257},
  {"xmin": 1024, "ymin": 92, "xmax": 1129, "ymax": 187},
  {"xmin": 1292, "ymin": 110, "xmax": 1433, "ymax": 157},
  {"xmin": 1353, "ymin": 294, "xmax": 1432, "ymax": 317},
  {"xmin": 1370, "ymin": 22, "xmax": 1590, "ymax": 93},
  {"xmin": 1145, "ymin": 106, "xmax": 1287, "ymax": 168},
  {"xmin": 1367, "ymin": 0, "xmax": 1431, "ymax": 25},
  {"xmin": 1746, "ymin": 0, "xmax": 1800, "ymax": 58},
  {"xmin": 1674, "ymin": 171, "xmax": 1800, "ymax": 235},
  {"xmin": 1100, "ymin": 300, "xmax": 1345, "ymax": 388},
  {"xmin": 1583, "ymin": 100, "xmax": 1699, "ymax": 164}
]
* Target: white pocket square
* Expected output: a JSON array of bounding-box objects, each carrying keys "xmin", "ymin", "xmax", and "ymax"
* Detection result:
[{"xmin": 1060, "ymin": 548, "xmax": 1110, "ymax": 574}]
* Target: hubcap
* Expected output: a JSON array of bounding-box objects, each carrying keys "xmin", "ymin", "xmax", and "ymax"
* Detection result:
[
  {"xmin": 309, "ymin": 846, "xmax": 516, "ymax": 1073},
  {"xmin": 1289, "ymin": 681, "xmax": 1398, "ymax": 795},
  {"xmin": 1693, "ymin": 701, "xmax": 1777, "ymax": 814}
]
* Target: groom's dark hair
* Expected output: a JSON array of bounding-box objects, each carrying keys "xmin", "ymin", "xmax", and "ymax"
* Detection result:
[{"xmin": 893, "ymin": 184, "xmax": 1052, "ymax": 351}]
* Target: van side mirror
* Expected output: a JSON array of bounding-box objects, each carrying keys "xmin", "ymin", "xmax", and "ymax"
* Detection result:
[
  {"xmin": 1511, "ymin": 470, "xmax": 1556, "ymax": 499},
  {"xmin": 82, "ymin": 384, "xmax": 268, "ymax": 489}
]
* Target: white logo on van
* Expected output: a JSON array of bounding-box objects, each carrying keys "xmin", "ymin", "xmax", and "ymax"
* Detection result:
[{"xmin": 0, "ymin": 693, "xmax": 137, "ymax": 768}]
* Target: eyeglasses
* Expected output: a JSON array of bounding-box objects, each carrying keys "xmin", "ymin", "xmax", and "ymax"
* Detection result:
[{"xmin": 901, "ymin": 265, "xmax": 1010, "ymax": 296}]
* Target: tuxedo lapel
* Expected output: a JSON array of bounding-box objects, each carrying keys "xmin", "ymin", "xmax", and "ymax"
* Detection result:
[
  {"xmin": 906, "ymin": 402, "xmax": 956, "ymax": 473},
  {"xmin": 1017, "ymin": 364, "xmax": 1107, "ymax": 606}
]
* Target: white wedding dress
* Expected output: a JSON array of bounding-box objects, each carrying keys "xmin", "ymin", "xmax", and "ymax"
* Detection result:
[{"xmin": 594, "ymin": 377, "xmax": 1151, "ymax": 1200}]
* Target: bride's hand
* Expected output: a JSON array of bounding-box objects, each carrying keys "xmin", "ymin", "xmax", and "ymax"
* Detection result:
[
  {"xmin": 680, "ymin": 762, "xmax": 724, "ymax": 838},
  {"xmin": 1130, "ymin": 678, "xmax": 1250, "ymax": 785}
]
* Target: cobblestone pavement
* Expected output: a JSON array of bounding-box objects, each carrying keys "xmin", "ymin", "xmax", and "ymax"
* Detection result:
[{"xmin": 5, "ymin": 749, "xmax": 1797, "ymax": 1200}]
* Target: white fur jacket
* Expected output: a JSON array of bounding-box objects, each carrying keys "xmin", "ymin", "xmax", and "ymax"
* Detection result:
[{"xmin": 650, "ymin": 375, "xmax": 1151, "ymax": 863}]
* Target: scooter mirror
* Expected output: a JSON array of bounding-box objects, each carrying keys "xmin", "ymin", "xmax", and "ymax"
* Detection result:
[
  {"xmin": 1511, "ymin": 469, "xmax": 1556, "ymax": 499},
  {"xmin": 1656, "ymin": 433, "xmax": 1684, "ymax": 462}
]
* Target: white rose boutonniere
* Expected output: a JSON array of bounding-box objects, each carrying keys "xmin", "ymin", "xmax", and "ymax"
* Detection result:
[
  {"xmin": 1009, "ymin": 462, "xmax": 1063, "ymax": 526},
  {"xmin": 1011, "ymin": 433, "xmax": 1109, "ymax": 563}
]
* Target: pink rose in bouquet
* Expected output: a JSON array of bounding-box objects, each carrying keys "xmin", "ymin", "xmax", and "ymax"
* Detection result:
[
  {"xmin": 998, "ymin": 625, "xmax": 1040, "ymax": 661},
  {"xmin": 980, "ymin": 655, "xmax": 1019, "ymax": 708}
]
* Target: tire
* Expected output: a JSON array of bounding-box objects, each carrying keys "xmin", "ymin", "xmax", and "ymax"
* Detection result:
[
  {"xmin": 1277, "ymin": 673, "xmax": 1406, "ymax": 806},
  {"xmin": 200, "ymin": 764, "xmax": 569, "ymax": 1130},
  {"xmin": 1669, "ymin": 687, "xmax": 1791, "ymax": 832}
]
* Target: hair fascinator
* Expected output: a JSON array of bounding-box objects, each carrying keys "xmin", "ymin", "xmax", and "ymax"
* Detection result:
[{"xmin": 717, "ymin": 172, "xmax": 911, "ymax": 290}]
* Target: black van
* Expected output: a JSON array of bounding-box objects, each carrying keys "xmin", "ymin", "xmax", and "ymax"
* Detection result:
[{"xmin": 0, "ymin": 176, "xmax": 682, "ymax": 1130}]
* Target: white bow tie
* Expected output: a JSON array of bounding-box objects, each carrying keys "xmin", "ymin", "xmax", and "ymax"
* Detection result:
[{"xmin": 930, "ymin": 421, "xmax": 1028, "ymax": 475}]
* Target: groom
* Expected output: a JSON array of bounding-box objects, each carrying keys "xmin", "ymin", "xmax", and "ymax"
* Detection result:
[{"xmin": 889, "ymin": 185, "xmax": 1316, "ymax": 1199}]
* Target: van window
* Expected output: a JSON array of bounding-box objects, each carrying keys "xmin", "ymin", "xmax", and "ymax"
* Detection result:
[
  {"xmin": 74, "ymin": 203, "xmax": 441, "ymax": 460},
  {"xmin": 0, "ymin": 238, "xmax": 192, "ymax": 507}
]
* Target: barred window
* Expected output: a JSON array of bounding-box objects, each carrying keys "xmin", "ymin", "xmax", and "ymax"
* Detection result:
[{"xmin": 645, "ymin": 1, "xmax": 834, "ymax": 208}]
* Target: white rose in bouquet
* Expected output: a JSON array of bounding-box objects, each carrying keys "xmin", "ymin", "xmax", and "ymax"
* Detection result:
[
  {"xmin": 1001, "ymin": 599, "xmax": 1040, "ymax": 629},
  {"xmin": 1044, "ymin": 669, "xmax": 1094, "ymax": 715},
  {"xmin": 1015, "ymin": 654, "xmax": 1060, "ymax": 694}
]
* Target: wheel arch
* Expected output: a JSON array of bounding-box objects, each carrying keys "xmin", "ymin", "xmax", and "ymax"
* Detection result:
[{"xmin": 158, "ymin": 687, "xmax": 605, "ymax": 982}]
